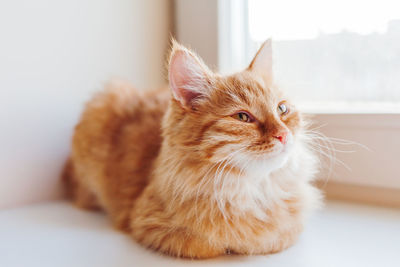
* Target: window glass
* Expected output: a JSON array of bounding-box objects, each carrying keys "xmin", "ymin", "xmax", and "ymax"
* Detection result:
[{"xmin": 248, "ymin": 0, "xmax": 400, "ymax": 104}]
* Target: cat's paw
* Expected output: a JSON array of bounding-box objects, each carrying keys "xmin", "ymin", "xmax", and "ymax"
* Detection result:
[
  {"xmin": 268, "ymin": 230, "xmax": 301, "ymax": 254},
  {"xmin": 131, "ymin": 223, "xmax": 223, "ymax": 259}
]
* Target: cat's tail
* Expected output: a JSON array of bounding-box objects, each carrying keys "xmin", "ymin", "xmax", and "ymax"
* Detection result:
[
  {"xmin": 62, "ymin": 159, "xmax": 74, "ymax": 198},
  {"xmin": 62, "ymin": 158, "xmax": 100, "ymax": 210}
]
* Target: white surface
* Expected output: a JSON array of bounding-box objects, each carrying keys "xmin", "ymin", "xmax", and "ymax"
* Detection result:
[
  {"xmin": 1, "ymin": 201, "xmax": 399, "ymax": 267},
  {"xmin": 0, "ymin": 0, "xmax": 170, "ymax": 209}
]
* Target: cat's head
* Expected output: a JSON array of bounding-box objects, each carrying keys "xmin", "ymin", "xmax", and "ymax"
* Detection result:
[{"xmin": 165, "ymin": 40, "xmax": 303, "ymax": 173}]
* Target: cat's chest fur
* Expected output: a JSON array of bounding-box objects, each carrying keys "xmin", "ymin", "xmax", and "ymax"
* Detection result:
[
  {"xmin": 178, "ymin": 177, "xmax": 306, "ymax": 251},
  {"xmin": 161, "ymin": 163, "xmax": 308, "ymax": 239}
]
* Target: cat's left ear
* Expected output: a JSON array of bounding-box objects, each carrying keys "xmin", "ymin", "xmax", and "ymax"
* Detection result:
[
  {"xmin": 168, "ymin": 41, "xmax": 213, "ymax": 109},
  {"xmin": 248, "ymin": 39, "xmax": 273, "ymax": 80}
]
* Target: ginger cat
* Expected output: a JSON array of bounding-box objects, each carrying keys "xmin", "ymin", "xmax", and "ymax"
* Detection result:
[{"xmin": 63, "ymin": 40, "xmax": 322, "ymax": 259}]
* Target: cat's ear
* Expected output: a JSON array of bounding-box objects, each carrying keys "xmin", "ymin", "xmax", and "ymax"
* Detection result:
[
  {"xmin": 248, "ymin": 39, "xmax": 273, "ymax": 80},
  {"xmin": 168, "ymin": 41, "xmax": 212, "ymax": 108}
]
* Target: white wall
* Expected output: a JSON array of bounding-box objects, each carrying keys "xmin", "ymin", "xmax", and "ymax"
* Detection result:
[
  {"xmin": 174, "ymin": 0, "xmax": 219, "ymax": 69},
  {"xmin": 0, "ymin": 0, "xmax": 171, "ymax": 209}
]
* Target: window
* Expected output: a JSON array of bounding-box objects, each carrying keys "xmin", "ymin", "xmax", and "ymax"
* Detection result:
[{"xmin": 231, "ymin": 0, "xmax": 400, "ymax": 111}]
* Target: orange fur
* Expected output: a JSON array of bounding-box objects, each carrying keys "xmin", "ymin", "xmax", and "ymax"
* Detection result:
[{"xmin": 64, "ymin": 41, "xmax": 322, "ymax": 258}]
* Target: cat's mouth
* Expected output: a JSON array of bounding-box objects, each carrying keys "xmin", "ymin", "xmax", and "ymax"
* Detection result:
[
  {"xmin": 256, "ymin": 143, "xmax": 291, "ymax": 161},
  {"xmin": 249, "ymin": 132, "xmax": 294, "ymax": 157},
  {"xmin": 238, "ymin": 134, "xmax": 294, "ymax": 172},
  {"xmin": 225, "ymin": 140, "xmax": 293, "ymax": 175}
]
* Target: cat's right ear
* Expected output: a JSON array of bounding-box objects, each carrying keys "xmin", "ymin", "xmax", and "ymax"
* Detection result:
[
  {"xmin": 248, "ymin": 39, "xmax": 273, "ymax": 82},
  {"xmin": 168, "ymin": 41, "xmax": 212, "ymax": 109}
]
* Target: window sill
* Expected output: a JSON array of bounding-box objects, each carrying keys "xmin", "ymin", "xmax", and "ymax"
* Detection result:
[
  {"xmin": 308, "ymin": 111, "xmax": 400, "ymax": 195},
  {"xmin": 1, "ymin": 200, "xmax": 399, "ymax": 266},
  {"xmin": 321, "ymin": 181, "xmax": 400, "ymax": 208}
]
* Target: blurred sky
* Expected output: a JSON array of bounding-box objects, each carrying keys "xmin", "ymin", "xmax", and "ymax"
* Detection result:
[{"xmin": 249, "ymin": 0, "xmax": 400, "ymax": 40}]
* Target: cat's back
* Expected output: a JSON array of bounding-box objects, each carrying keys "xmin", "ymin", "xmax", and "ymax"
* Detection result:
[
  {"xmin": 73, "ymin": 81, "xmax": 169, "ymax": 162},
  {"xmin": 69, "ymin": 81, "xmax": 169, "ymax": 220}
]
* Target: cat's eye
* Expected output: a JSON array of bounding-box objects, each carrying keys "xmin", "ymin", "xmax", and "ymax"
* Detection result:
[
  {"xmin": 278, "ymin": 103, "xmax": 289, "ymax": 115},
  {"xmin": 232, "ymin": 111, "xmax": 253, "ymax": 123}
]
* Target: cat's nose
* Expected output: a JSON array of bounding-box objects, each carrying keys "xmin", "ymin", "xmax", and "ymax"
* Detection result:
[{"xmin": 273, "ymin": 131, "xmax": 288, "ymax": 144}]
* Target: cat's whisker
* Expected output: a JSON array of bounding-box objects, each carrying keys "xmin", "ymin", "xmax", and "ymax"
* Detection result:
[
  {"xmin": 312, "ymin": 143, "xmax": 356, "ymax": 153},
  {"xmin": 194, "ymin": 149, "xmax": 243, "ymax": 220},
  {"xmin": 212, "ymin": 147, "xmax": 246, "ymax": 220},
  {"xmin": 326, "ymin": 137, "xmax": 371, "ymax": 151},
  {"xmin": 309, "ymin": 123, "xmax": 328, "ymax": 131},
  {"xmin": 307, "ymin": 143, "xmax": 351, "ymax": 171},
  {"xmin": 195, "ymin": 149, "xmax": 238, "ymax": 217},
  {"xmin": 306, "ymin": 143, "xmax": 334, "ymax": 184},
  {"xmin": 302, "ymin": 129, "xmax": 336, "ymax": 184},
  {"xmin": 237, "ymin": 154, "xmax": 253, "ymax": 181},
  {"xmin": 303, "ymin": 130, "xmax": 359, "ymax": 180},
  {"xmin": 196, "ymin": 160, "xmax": 233, "ymax": 215},
  {"xmin": 220, "ymin": 150, "xmax": 251, "ymax": 207},
  {"xmin": 214, "ymin": 148, "xmax": 245, "ymax": 183},
  {"xmin": 304, "ymin": 130, "xmax": 370, "ymax": 151}
]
